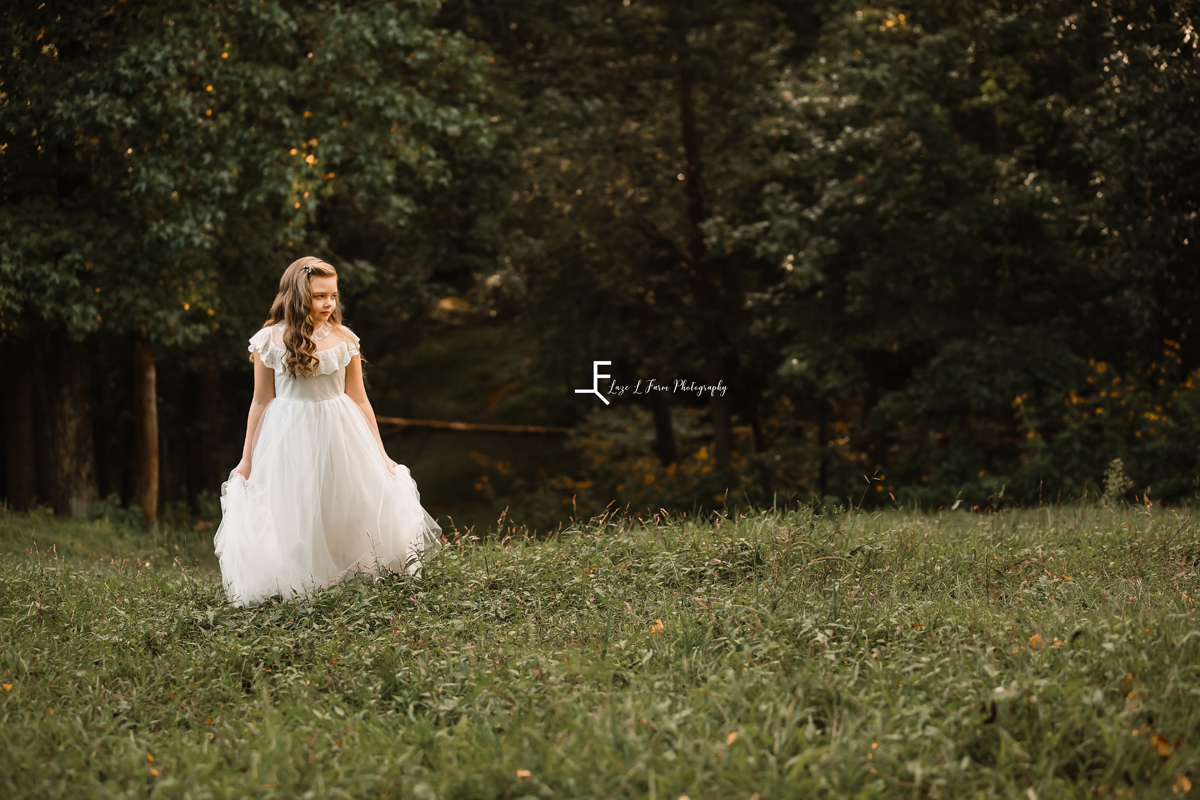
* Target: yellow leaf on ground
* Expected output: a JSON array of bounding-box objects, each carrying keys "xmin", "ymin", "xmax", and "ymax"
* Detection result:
[
  {"xmin": 726, "ymin": 731, "xmax": 738, "ymax": 746},
  {"xmin": 516, "ymin": 769, "xmax": 531, "ymax": 778},
  {"xmin": 1152, "ymin": 733, "xmax": 1174, "ymax": 757}
]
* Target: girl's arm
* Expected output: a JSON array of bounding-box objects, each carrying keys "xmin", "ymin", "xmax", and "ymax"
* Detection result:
[
  {"xmin": 344, "ymin": 354, "xmax": 396, "ymax": 474},
  {"xmin": 234, "ymin": 352, "xmax": 276, "ymax": 479}
]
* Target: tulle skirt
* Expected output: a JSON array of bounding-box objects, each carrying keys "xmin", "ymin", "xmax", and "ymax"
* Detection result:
[{"xmin": 213, "ymin": 394, "xmax": 442, "ymax": 607}]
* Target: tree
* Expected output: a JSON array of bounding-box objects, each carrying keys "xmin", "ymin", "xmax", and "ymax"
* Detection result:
[
  {"xmin": 1, "ymin": 0, "xmax": 499, "ymax": 516},
  {"xmin": 448, "ymin": 0, "xmax": 809, "ymax": 481},
  {"xmin": 727, "ymin": 0, "xmax": 1200, "ymax": 503}
]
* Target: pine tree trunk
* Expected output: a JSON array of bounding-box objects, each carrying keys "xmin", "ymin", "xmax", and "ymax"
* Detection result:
[
  {"xmin": 40, "ymin": 333, "xmax": 99, "ymax": 517},
  {"xmin": 817, "ymin": 396, "xmax": 828, "ymax": 500},
  {"xmin": 638, "ymin": 325, "xmax": 677, "ymax": 468},
  {"xmin": 186, "ymin": 363, "xmax": 222, "ymax": 512},
  {"xmin": 159, "ymin": 415, "xmax": 170, "ymax": 511},
  {"xmin": 747, "ymin": 398, "xmax": 765, "ymax": 454},
  {"xmin": 649, "ymin": 390, "xmax": 677, "ymax": 467},
  {"xmin": 134, "ymin": 340, "xmax": 159, "ymax": 522},
  {"xmin": 678, "ymin": 68, "xmax": 735, "ymax": 467},
  {"xmin": 4, "ymin": 342, "xmax": 37, "ymax": 511}
]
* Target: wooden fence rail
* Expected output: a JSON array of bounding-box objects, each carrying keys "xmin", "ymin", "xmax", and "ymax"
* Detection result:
[{"xmin": 375, "ymin": 416, "xmax": 571, "ymax": 436}]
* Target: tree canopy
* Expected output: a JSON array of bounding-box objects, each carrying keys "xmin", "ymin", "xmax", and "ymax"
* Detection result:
[{"xmin": 3, "ymin": 0, "xmax": 1198, "ymax": 523}]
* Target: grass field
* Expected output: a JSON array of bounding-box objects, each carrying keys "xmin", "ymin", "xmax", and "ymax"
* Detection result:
[{"xmin": 1, "ymin": 503, "xmax": 1199, "ymax": 799}]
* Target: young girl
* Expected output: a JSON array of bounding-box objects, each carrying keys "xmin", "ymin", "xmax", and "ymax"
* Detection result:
[{"xmin": 213, "ymin": 256, "xmax": 441, "ymax": 607}]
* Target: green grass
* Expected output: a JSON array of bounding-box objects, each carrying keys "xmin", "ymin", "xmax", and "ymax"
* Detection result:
[{"xmin": 1, "ymin": 504, "xmax": 1199, "ymax": 798}]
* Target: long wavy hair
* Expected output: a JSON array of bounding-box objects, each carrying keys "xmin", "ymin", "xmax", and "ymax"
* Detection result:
[{"xmin": 262, "ymin": 256, "xmax": 343, "ymax": 378}]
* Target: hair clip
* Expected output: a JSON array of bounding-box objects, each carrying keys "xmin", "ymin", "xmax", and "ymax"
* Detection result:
[{"xmin": 302, "ymin": 264, "xmax": 312, "ymax": 275}]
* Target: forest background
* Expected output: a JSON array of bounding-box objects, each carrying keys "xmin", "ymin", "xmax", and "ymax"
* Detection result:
[{"xmin": 1, "ymin": 0, "xmax": 1198, "ymax": 535}]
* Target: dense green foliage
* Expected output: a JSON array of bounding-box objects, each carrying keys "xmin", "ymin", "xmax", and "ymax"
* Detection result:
[
  {"xmin": 456, "ymin": 0, "xmax": 1200, "ymax": 515},
  {"xmin": 2, "ymin": 505, "xmax": 1199, "ymax": 797},
  {"xmin": 3, "ymin": 0, "xmax": 1199, "ymax": 526},
  {"xmin": 0, "ymin": 0, "xmax": 503, "ymax": 518},
  {"xmin": 726, "ymin": 0, "xmax": 1200, "ymax": 506},
  {"xmin": 0, "ymin": 0, "xmax": 497, "ymax": 343}
]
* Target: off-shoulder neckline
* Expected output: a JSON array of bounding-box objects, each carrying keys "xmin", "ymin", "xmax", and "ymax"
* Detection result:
[
  {"xmin": 249, "ymin": 325, "xmax": 361, "ymax": 376},
  {"xmin": 257, "ymin": 324, "xmax": 359, "ymax": 349},
  {"xmin": 269, "ymin": 321, "xmax": 357, "ymax": 338}
]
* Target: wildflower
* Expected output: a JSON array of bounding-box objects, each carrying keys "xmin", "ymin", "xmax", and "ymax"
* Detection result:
[
  {"xmin": 516, "ymin": 770, "xmax": 531, "ymax": 778},
  {"xmin": 725, "ymin": 731, "xmax": 738, "ymax": 746},
  {"xmin": 650, "ymin": 619, "xmax": 665, "ymax": 635}
]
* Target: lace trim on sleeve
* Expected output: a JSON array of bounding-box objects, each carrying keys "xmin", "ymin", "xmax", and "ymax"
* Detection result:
[
  {"xmin": 248, "ymin": 326, "xmax": 285, "ymax": 372},
  {"xmin": 248, "ymin": 326, "xmax": 271, "ymax": 357},
  {"xmin": 339, "ymin": 326, "xmax": 362, "ymax": 358}
]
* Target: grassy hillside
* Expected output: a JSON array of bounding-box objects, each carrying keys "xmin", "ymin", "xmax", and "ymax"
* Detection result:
[{"xmin": 1, "ymin": 505, "xmax": 1198, "ymax": 798}]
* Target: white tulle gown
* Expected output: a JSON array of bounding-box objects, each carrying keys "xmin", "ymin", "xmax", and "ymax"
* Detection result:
[{"xmin": 213, "ymin": 322, "xmax": 442, "ymax": 607}]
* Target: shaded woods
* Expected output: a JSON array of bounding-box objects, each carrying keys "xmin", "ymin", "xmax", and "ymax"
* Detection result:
[{"xmin": 2, "ymin": 0, "xmax": 1198, "ymax": 529}]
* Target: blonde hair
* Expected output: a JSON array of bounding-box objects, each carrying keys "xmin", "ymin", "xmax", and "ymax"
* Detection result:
[{"xmin": 262, "ymin": 256, "xmax": 345, "ymax": 378}]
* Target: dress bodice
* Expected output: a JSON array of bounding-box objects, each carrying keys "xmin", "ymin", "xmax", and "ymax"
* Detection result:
[{"xmin": 248, "ymin": 323, "xmax": 361, "ymax": 403}]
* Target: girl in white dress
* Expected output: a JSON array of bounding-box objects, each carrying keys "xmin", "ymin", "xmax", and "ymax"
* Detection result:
[{"xmin": 213, "ymin": 256, "xmax": 442, "ymax": 607}]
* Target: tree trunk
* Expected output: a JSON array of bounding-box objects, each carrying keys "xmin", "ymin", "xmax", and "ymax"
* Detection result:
[
  {"xmin": 186, "ymin": 363, "xmax": 222, "ymax": 512},
  {"xmin": 747, "ymin": 397, "xmax": 765, "ymax": 454},
  {"xmin": 677, "ymin": 66, "xmax": 735, "ymax": 467},
  {"xmin": 817, "ymin": 396, "xmax": 828, "ymax": 500},
  {"xmin": 636, "ymin": 298, "xmax": 677, "ymax": 467},
  {"xmin": 31, "ymin": 345, "xmax": 52, "ymax": 509},
  {"xmin": 4, "ymin": 342, "xmax": 37, "ymax": 511},
  {"xmin": 159, "ymin": 413, "xmax": 171, "ymax": 511},
  {"xmin": 40, "ymin": 333, "xmax": 99, "ymax": 517},
  {"xmin": 649, "ymin": 390, "xmax": 677, "ymax": 467},
  {"xmin": 134, "ymin": 340, "xmax": 159, "ymax": 522}
]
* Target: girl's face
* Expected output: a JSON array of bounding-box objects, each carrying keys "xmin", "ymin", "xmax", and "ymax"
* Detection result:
[{"xmin": 309, "ymin": 275, "xmax": 338, "ymax": 326}]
